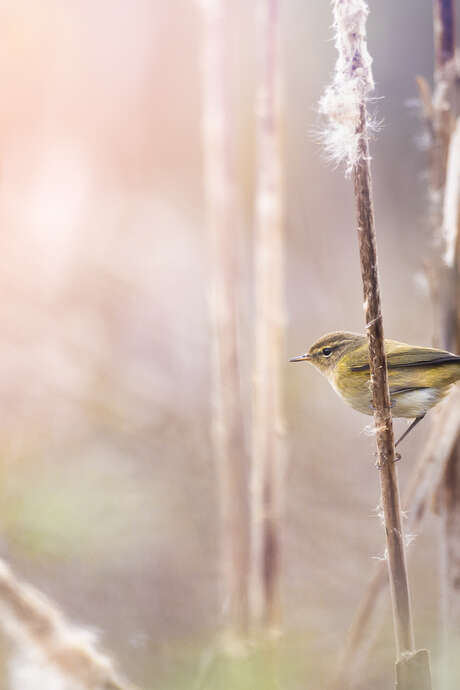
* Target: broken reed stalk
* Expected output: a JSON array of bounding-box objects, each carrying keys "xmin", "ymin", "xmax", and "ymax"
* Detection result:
[
  {"xmin": 0, "ymin": 559, "xmax": 136, "ymax": 690},
  {"xmin": 251, "ymin": 0, "xmax": 286, "ymax": 634},
  {"xmin": 320, "ymin": 1, "xmax": 431, "ymax": 686},
  {"xmin": 201, "ymin": 0, "xmax": 250, "ymax": 638}
]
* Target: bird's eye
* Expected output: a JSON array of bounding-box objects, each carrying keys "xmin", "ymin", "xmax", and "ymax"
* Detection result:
[{"xmin": 322, "ymin": 347, "xmax": 333, "ymax": 357}]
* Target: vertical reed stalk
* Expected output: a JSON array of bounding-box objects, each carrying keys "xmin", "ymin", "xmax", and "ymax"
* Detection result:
[
  {"xmin": 331, "ymin": 2, "xmax": 458, "ymax": 687},
  {"xmin": 332, "ymin": 389, "xmax": 460, "ymax": 689},
  {"xmin": 201, "ymin": 0, "xmax": 250, "ymax": 639},
  {"xmin": 424, "ymin": 3, "xmax": 460, "ymax": 688},
  {"xmin": 320, "ymin": 2, "xmax": 431, "ymax": 686},
  {"xmin": 437, "ymin": 115, "xmax": 460, "ymax": 690},
  {"xmin": 251, "ymin": 0, "xmax": 286, "ymax": 635},
  {"xmin": 429, "ymin": 0, "xmax": 457, "ymax": 348},
  {"xmin": 353, "ymin": 103, "xmax": 417, "ymax": 660}
]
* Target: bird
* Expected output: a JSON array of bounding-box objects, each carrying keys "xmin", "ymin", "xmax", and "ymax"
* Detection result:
[{"xmin": 289, "ymin": 331, "xmax": 460, "ymax": 447}]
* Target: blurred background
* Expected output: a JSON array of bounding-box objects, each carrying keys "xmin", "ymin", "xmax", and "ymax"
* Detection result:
[{"xmin": 0, "ymin": 1, "xmax": 450, "ymax": 688}]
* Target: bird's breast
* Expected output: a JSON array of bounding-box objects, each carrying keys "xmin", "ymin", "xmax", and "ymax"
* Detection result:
[{"xmin": 329, "ymin": 369, "xmax": 373, "ymax": 416}]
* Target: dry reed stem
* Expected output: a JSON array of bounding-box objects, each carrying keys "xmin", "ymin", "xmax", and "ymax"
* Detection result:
[
  {"xmin": 353, "ymin": 103, "xmax": 415, "ymax": 659},
  {"xmin": 442, "ymin": 117, "xmax": 460, "ymax": 267},
  {"xmin": 200, "ymin": 0, "xmax": 250, "ymax": 637},
  {"xmin": 330, "ymin": 2, "xmax": 457, "ymax": 686},
  {"xmin": 331, "ymin": 388, "xmax": 460, "ymax": 689},
  {"xmin": 395, "ymin": 650, "xmax": 433, "ymax": 690},
  {"xmin": 431, "ymin": 0, "xmax": 456, "ymax": 233},
  {"xmin": 0, "ymin": 559, "xmax": 136, "ymax": 690},
  {"xmin": 425, "ymin": 5, "xmax": 460, "ymax": 688},
  {"xmin": 251, "ymin": 0, "xmax": 286, "ymax": 634},
  {"xmin": 320, "ymin": 0, "xmax": 420, "ymax": 667},
  {"xmin": 422, "ymin": 0, "xmax": 457, "ymax": 349},
  {"xmin": 437, "ymin": 47, "xmax": 460, "ymax": 690}
]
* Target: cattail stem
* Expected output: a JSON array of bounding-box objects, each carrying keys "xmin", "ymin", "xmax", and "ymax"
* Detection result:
[
  {"xmin": 331, "ymin": 1, "xmax": 457, "ymax": 686},
  {"xmin": 331, "ymin": 388, "xmax": 460, "ymax": 689},
  {"xmin": 200, "ymin": 0, "xmax": 250, "ymax": 638},
  {"xmin": 434, "ymin": 4, "xmax": 460, "ymax": 682},
  {"xmin": 353, "ymin": 103, "xmax": 415, "ymax": 658},
  {"xmin": 320, "ymin": 1, "xmax": 432, "ymax": 685},
  {"xmin": 420, "ymin": 3, "xmax": 460, "ymax": 688},
  {"xmin": 251, "ymin": 0, "xmax": 286, "ymax": 634}
]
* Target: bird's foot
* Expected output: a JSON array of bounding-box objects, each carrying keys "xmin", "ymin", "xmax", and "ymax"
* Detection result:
[{"xmin": 374, "ymin": 451, "xmax": 401, "ymax": 468}]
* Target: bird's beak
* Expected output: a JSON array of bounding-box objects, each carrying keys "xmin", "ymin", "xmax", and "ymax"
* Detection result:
[{"xmin": 289, "ymin": 352, "xmax": 310, "ymax": 362}]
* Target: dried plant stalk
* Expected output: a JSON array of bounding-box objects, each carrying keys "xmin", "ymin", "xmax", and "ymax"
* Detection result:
[
  {"xmin": 432, "ymin": 0, "xmax": 455, "ymax": 207},
  {"xmin": 320, "ymin": 1, "xmax": 431, "ymax": 685},
  {"xmin": 427, "ymin": 0, "xmax": 457, "ymax": 348},
  {"xmin": 442, "ymin": 118, "xmax": 460, "ymax": 268},
  {"xmin": 354, "ymin": 94, "xmax": 433, "ymax": 690},
  {"xmin": 424, "ymin": 4, "xmax": 460, "ymax": 688},
  {"xmin": 251, "ymin": 0, "xmax": 286, "ymax": 634},
  {"xmin": 331, "ymin": 388, "xmax": 460, "ymax": 689},
  {"xmin": 353, "ymin": 103, "xmax": 416, "ymax": 658},
  {"xmin": 330, "ymin": 2, "xmax": 459, "ymax": 685},
  {"xmin": 0, "ymin": 559, "xmax": 136, "ymax": 690},
  {"xmin": 200, "ymin": 0, "xmax": 250, "ymax": 637},
  {"xmin": 438, "ymin": 85, "xmax": 460, "ymax": 690}
]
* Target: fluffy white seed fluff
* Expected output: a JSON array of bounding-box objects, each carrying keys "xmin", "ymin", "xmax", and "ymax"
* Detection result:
[
  {"xmin": 319, "ymin": 0, "xmax": 375, "ymax": 174},
  {"xmin": 0, "ymin": 559, "xmax": 132, "ymax": 690}
]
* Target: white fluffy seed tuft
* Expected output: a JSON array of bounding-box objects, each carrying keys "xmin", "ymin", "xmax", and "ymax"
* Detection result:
[
  {"xmin": 319, "ymin": 0, "xmax": 376, "ymax": 174},
  {"xmin": 405, "ymin": 532, "xmax": 417, "ymax": 548}
]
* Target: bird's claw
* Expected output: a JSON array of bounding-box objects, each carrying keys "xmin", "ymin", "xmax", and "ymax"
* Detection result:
[{"xmin": 374, "ymin": 451, "xmax": 402, "ymax": 468}]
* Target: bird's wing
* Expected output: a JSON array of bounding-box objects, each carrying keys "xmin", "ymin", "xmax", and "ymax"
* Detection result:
[
  {"xmin": 349, "ymin": 340, "xmax": 460, "ymax": 372},
  {"xmin": 347, "ymin": 340, "xmax": 460, "ymax": 392},
  {"xmin": 386, "ymin": 342, "xmax": 460, "ymax": 369}
]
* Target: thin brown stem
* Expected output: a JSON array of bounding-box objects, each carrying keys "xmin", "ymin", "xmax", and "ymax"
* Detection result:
[
  {"xmin": 331, "ymin": 388, "xmax": 460, "ymax": 689},
  {"xmin": 332, "ymin": 1, "xmax": 458, "ymax": 683},
  {"xmin": 353, "ymin": 103, "xmax": 415, "ymax": 657},
  {"xmin": 319, "ymin": 2, "xmax": 431, "ymax": 684},
  {"xmin": 426, "ymin": 4, "xmax": 460, "ymax": 688}
]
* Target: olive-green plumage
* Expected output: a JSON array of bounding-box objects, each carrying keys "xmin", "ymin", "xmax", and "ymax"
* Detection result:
[{"xmin": 290, "ymin": 331, "xmax": 460, "ymax": 420}]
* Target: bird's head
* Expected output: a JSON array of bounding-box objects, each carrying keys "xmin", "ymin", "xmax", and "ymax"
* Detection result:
[{"xmin": 289, "ymin": 331, "xmax": 364, "ymax": 376}]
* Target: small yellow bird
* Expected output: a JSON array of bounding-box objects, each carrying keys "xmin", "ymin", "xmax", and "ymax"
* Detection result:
[{"xmin": 290, "ymin": 331, "xmax": 460, "ymax": 447}]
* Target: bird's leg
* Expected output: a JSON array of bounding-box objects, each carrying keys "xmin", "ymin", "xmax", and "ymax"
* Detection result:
[
  {"xmin": 394, "ymin": 414, "xmax": 426, "ymax": 448},
  {"xmin": 373, "ymin": 415, "xmax": 425, "ymax": 467}
]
